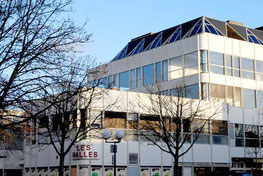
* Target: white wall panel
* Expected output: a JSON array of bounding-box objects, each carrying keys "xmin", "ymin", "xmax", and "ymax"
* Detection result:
[
  {"xmin": 193, "ymin": 145, "xmax": 211, "ymax": 162},
  {"xmin": 141, "ymin": 50, "xmax": 154, "ymax": 66},
  {"xmin": 199, "ymin": 33, "xmax": 208, "ymax": 50},
  {"xmin": 154, "ymin": 45, "xmax": 167, "ymax": 62},
  {"xmin": 208, "ymin": 35, "xmax": 224, "ymax": 53},
  {"xmin": 166, "ymin": 41, "xmax": 182, "ymax": 59},
  {"xmin": 232, "ymin": 40, "xmax": 240, "ymax": 56},
  {"xmin": 212, "ymin": 146, "xmax": 229, "ymax": 163},
  {"xmin": 225, "ymin": 38, "xmax": 232, "ymax": 55},
  {"xmin": 240, "ymin": 41, "xmax": 254, "ymax": 59},
  {"xmin": 140, "ymin": 144, "xmax": 161, "ymax": 165},
  {"xmin": 241, "ymin": 79, "xmax": 256, "ymax": 90},
  {"xmin": 244, "ymin": 109, "xmax": 258, "ymax": 125},
  {"xmin": 182, "ymin": 35, "xmax": 198, "ymax": 54},
  {"xmin": 229, "ymin": 107, "xmax": 243, "ymax": 123},
  {"xmin": 255, "ymin": 45, "xmax": 263, "ymax": 61}
]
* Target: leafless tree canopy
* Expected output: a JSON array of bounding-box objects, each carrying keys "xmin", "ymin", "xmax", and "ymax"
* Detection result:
[
  {"xmin": 132, "ymin": 84, "xmax": 223, "ymax": 176},
  {"xmin": 0, "ymin": 0, "xmax": 91, "ymax": 130}
]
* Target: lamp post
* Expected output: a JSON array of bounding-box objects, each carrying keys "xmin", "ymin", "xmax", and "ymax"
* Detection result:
[{"xmin": 102, "ymin": 129, "xmax": 124, "ymax": 176}]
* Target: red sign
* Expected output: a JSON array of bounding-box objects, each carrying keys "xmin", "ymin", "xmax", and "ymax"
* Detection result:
[{"xmin": 72, "ymin": 144, "xmax": 98, "ymax": 160}]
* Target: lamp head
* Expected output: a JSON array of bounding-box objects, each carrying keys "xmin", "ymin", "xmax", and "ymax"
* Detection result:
[
  {"xmin": 102, "ymin": 130, "xmax": 111, "ymax": 140},
  {"xmin": 114, "ymin": 129, "xmax": 125, "ymax": 141}
]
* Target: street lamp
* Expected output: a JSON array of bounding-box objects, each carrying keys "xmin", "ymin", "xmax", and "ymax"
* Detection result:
[{"xmin": 102, "ymin": 129, "xmax": 125, "ymax": 176}]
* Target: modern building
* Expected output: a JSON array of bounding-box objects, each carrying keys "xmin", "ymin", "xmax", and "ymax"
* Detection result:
[{"xmin": 3, "ymin": 16, "xmax": 263, "ymax": 176}]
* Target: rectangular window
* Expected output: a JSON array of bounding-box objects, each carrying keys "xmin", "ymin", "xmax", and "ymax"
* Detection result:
[
  {"xmin": 155, "ymin": 62, "xmax": 161, "ymax": 83},
  {"xmin": 209, "ymin": 51, "xmax": 224, "ymax": 75},
  {"xmin": 211, "ymin": 84, "xmax": 225, "ymax": 99},
  {"xmin": 113, "ymin": 74, "xmax": 118, "ymax": 88},
  {"xmin": 226, "ymin": 86, "xmax": 234, "ymax": 105},
  {"xmin": 258, "ymin": 90, "xmax": 263, "ymax": 109},
  {"xmin": 235, "ymin": 124, "xmax": 243, "ymax": 137},
  {"xmin": 136, "ymin": 67, "xmax": 142, "ymax": 88},
  {"xmin": 211, "ymin": 120, "xmax": 228, "ymax": 135},
  {"xmin": 184, "ymin": 52, "xmax": 198, "ymax": 76},
  {"xmin": 162, "ymin": 60, "xmax": 168, "ymax": 81},
  {"xmin": 143, "ymin": 64, "xmax": 154, "ymax": 86},
  {"xmin": 185, "ymin": 84, "xmax": 199, "ymax": 99},
  {"xmin": 119, "ymin": 71, "xmax": 129, "ymax": 90},
  {"xmin": 241, "ymin": 58, "xmax": 254, "ymax": 79},
  {"xmin": 104, "ymin": 111, "xmax": 126, "ymax": 129},
  {"xmin": 256, "ymin": 60, "xmax": 263, "ymax": 81},
  {"xmin": 98, "ymin": 77, "xmax": 107, "ymax": 88},
  {"xmin": 169, "ymin": 56, "xmax": 183, "ymax": 80},
  {"xmin": 234, "ymin": 87, "xmax": 241, "ymax": 107},
  {"xmin": 245, "ymin": 125, "xmax": 258, "ymax": 138},
  {"xmin": 242, "ymin": 88, "xmax": 256, "ymax": 109},
  {"xmin": 108, "ymin": 75, "xmax": 112, "ymax": 89},
  {"xmin": 233, "ymin": 56, "xmax": 240, "ymax": 77},
  {"xmin": 212, "ymin": 136, "xmax": 228, "ymax": 145},
  {"xmin": 130, "ymin": 69, "xmax": 136, "ymax": 89},
  {"xmin": 200, "ymin": 50, "xmax": 208, "ymax": 73},
  {"xmin": 235, "ymin": 124, "xmax": 244, "ymax": 147}
]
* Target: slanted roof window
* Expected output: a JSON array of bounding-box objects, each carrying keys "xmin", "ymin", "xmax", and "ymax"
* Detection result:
[
  {"xmin": 204, "ymin": 19, "xmax": 224, "ymax": 36},
  {"xmin": 247, "ymin": 29, "xmax": 263, "ymax": 45},
  {"xmin": 127, "ymin": 39, "xmax": 145, "ymax": 56},
  {"xmin": 144, "ymin": 33, "xmax": 162, "ymax": 51},
  {"xmin": 166, "ymin": 26, "xmax": 181, "ymax": 44}
]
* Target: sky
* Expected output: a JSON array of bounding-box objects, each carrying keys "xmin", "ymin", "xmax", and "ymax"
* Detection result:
[{"xmin": 71, "ymin": 0, "xmax": 263, "ymax": 64}]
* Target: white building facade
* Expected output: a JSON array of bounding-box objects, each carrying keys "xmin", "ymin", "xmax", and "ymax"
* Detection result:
[{"xmin": 3, "ymin": 16, "xmax": 263, "ymax": 176}]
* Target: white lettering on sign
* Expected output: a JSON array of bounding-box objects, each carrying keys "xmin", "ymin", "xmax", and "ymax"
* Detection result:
[{"xmin": 72, "ymin": 144, "xmax": 98, "ymax": 160}]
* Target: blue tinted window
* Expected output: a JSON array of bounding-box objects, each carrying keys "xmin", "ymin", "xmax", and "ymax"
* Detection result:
[
  {"xmin": 130, "ymin": 69, "xmax": 136, "ymax": 89},
  {"xmin": 187, "ymin": 19, "xmax": 202, "ymax": 37},
  {"xmin": 247, "ymin": 29, "xmax": 263, "ymax": 45},
  {"xmin": 119, "ymin": 71, "xmax": 129, "ymax": 90},
  {"xmin": 113, "ymin": 74, "xmax": 118, "ymax": 88},
  {"xmin": 136, "ymin": 67, "xmax": 142, "ymax": 88},
  {"xmin": 162, "ymin": 60, "xmax": 168, "ymax": 81},
  {"xmin": 256, "ymin": 60, "xmax": 263, "ymax": 73},
  {"xmin": 113, "ymin": 45, "xmax": 128, "ymax": 61},
  {"xmin": 145, "ymin": 33, "xmax": 162, "ymax": 51},
  {"xmin": 98, "ymin": 77, "xmax": 107, "ymax": 88},
  {"xmin": 128, "ymin": 39, "xmax": 145, "ymax": 56},
  {"xmin": 108, "ymin": 75, "xmax": 112, "ymax": 89},
  {"xmin": 185, "ymin": 84, "xmax": 199, "ymax": 99},
  {"xmin": 257, "ymin": 91, "xmax": 263, "ymax": 109},
  {"xmin": 242, "ymin": 58, "xmax": 254, "ymax": 71},
  {"xmin": 167, "ymin": 27, "xmax": 181, "ymax": 44},
  {"xmin": 204, "ymin": 20, "xmax": 224, "ymax": 36},
  {"xmin": 143, "ymin": 64, "xmax": 154, "ymax": 86},
  {"xmin": 155, "ymin": 62, "xmax": 161, "ymax": 83}
]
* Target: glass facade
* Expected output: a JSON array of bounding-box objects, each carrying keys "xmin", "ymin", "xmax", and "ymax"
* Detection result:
[
  {"xmin": 155, "ymin": 62, "xmax": 161, "ymax": 83},
  {"xmin": 143, "ymin": 64, "xmax": 154, "ymax": 86},
  {"xmin": 241, "ymin": 58, "xmax": 254, "ymax": 79},
  {"xmin": 162, "ymin": 60, "xmax": 168, "ymax": 81},
  {"xmin": 243, "ymin": 88, "xmax": 256, "ymax": 109},
  {"xmin": 130, "ymin": 69, "xmax": 136, "ymax": 89},
  {"xmin": 113, "ymin": 74, "xmax": 118, "ymax": 88},
  {"xmin": 184, "ymin": 52, "xmax": 198, "ymax": 76},
  {"xmin": 136, "ymin": 67, "xmax": 142, "ymax": 88},
  {"xmin": 169, "ymin": 56, "xmax": 183, "ymax": 80},
  {"xmin": 209, "ymin": 51, "xmax": 224, "ymax": 75},
  {"xmin": 119, "ymin": 71, "xmax": 129, "ymax": 90}
]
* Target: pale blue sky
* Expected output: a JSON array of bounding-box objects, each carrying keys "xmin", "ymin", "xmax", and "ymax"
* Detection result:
[{"xmin": 71, "ymin": 0, "xmax": 263, "ymax": 63}]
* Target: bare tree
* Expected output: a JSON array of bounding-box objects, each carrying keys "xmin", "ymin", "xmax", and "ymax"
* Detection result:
[
  {"xmin": 132, "ymin": 83, "xmax": 223, "ymax": 176},
  {"xmin": 25, "ymin": 54, "xmax": 106, "ymax": 176},
  {"xmin": 0, "ymin": 0, "xmax": 91, "ymax": 130}
]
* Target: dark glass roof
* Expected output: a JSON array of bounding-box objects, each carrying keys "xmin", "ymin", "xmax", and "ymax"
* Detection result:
[{"xmin": 112, "ymin": 17, "xmax": 263, "ymax": 62}]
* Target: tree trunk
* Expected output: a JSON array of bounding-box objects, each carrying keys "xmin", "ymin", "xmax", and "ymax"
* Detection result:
[
  {"xmin": 58, "ymin": 154, "xmax": 65, "ymax": 176},
  {"xmin": 173, "ymin": 156, "xmax": 180, "ymax": 176}
]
